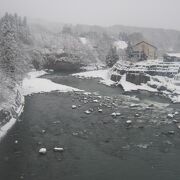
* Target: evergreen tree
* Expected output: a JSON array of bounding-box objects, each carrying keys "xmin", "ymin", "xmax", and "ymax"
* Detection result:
[
  {"xmin": 126, "ymin": 41, "xmax": 133, "ymax": 59},
  {"xmin": 0, "ymin": 14, "xmax": 17, "ymax": 75},
  {"xmin": 0, "ymin": 13, "xmax": 29, "ymax": 79},
  {"xmin": 105, "ymin": 46, "xmax": 119, "ymax": 67}
]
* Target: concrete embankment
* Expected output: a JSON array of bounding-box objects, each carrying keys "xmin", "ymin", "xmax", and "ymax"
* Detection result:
[{"xmin": 0, "ymin": 89, "xmax": 24, "ymax": 140}]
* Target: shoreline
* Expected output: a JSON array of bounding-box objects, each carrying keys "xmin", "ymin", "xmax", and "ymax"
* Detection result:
[
  {"xmin": 1, "ymin": 68, "xmax": 179, "ymax": 141},
  {"xmin": 0, "ymin": 90, "xmax": 25, "ymax": 141},
  {"xmin": 0, "ymin": 70, "xmax": 82, "ymax": 141}
]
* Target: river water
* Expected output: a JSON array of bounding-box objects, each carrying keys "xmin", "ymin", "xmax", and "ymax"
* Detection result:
[{"xmin": 0, "ymin": 73, "xmax": 180, "ymax": 180}]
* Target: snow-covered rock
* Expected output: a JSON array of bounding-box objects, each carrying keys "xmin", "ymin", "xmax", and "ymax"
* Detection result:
[
  {"xmin": 42, "ymin": 129, "xmax": 46, "ymax": 133},
  {"xmin": 111, "ymin": 112, "xmax": 117, "ymax": 117},
  {"xmin": 116, "ymin": 112, "xmax": 121, "ymax": 116},
  {"xmin": 84, "ymin": 110, "xmax": 91, "ymax": 114},
  {"xmin": 111, "ymin": 112, "xmax": 121, "ymax": 117},
  {"xmin": 130, "ymin": 104, "xmax": 140, "ymax": 108},
  {"xmin": 177, "ymin": 123, "xmax": 180, "ymax": 129},
  {"xmin": 53, "ymin": 147, "xmax": 64, "ymax": 152},
  {"xmin": 126, "ymin": 120, "xmax": 132, "ymax": 125},
  {"xmin": 135, "ymin": 113, "xmax": 140, "ymax": 117},
  {"xmin": 174, "ymin": 111, "xmax": 179, "ymax": 115},
  {"xmin": 167, "ymin": 114, "xmax": 174, "ymax": 119},
  {"xmin": 137, "ymin": 144, "xmax": 149, "ymax": 149},
  {"xmin": 14, "ymin": 140, "xmax": 18, "ymax": 144},
  {"xmin": 39, "ymin": 148, "xmax": 47, "ymax": 155},
  {"xmin": 168, "ymin": 131, "xmax": 175, "ymax": 135},
  {"xmin": 72, "ymin": 105, "xmax": 77, "ymax": 109}
]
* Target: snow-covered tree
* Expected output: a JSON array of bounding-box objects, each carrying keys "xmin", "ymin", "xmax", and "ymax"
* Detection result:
[
  {"xmin": 0, "ymin": 13, "xmax": 17, "ymax": 75},
  {"xmin": 0, "ymin": 13, "xmax": 30, "ymax": 79},
  {"xmin": 105, "ymin": 46, "xmax": 119, "ymax": 67}
]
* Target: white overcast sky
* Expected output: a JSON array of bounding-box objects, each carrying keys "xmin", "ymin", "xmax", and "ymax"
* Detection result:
[{"xmin": 0, "ymin": 0, "xmax": 180, "ymax": 30}]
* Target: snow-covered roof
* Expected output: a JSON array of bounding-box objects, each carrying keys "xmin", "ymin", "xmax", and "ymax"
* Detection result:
[
  {"xmin": 166, "ymin": 53, "xmax": 180, "ymax": 58},
  {"xmin": 133, "ymin": 41, "xmax": 157, "ymax": 49}
]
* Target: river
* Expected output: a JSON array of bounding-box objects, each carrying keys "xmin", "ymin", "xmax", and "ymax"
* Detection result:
[{"xmin": 0, "ymin": 73, "xmax": 180, "ymax": 180}]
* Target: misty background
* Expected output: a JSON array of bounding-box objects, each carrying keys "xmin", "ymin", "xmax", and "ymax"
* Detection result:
[{"xmin": 0, "ymin": 0, "xmax": 180, "ymax": 30}]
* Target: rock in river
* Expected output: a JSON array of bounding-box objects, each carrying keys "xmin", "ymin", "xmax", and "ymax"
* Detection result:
[
  {"xmin": 72, "ymin": 105, "xmax": 77, "ymax": 109},
  {"xmin": 53, "ymin": 147, "xmax": 64, "ymax": 152},
  {"xmin": 39, "ymin": 148, "xmax": 47, "ymax": 155}
]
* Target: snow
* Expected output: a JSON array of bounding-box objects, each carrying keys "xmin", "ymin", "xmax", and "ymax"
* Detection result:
[
  {"xmin": 113, "ymin": 60, "xmax": 180, "ymax": 103},
  {"xmin": 81, "ymin": 63, "xmax": 106, "ymax": 71},
  {"xmin": 119, "ymin": 74, "xmax": 157, "ymax": 92},
  {"xmin": 84, "ymin": 110, "xmax": 91, "ymax": 114},
  {"xmin": 79, "ymin": 37, "xmax": 87, "ymax": 45},
  {"xmin": 22, "ymin": 70, "xmax": 82, "ymax": 96},
  {"xmin": 114, "ymin": 59, "xmax": 180, "ymax": 74},
  {"xmin": 27, "ymin": 70, "xmax": 47, "ymax": 79},
  {"xmin": 114, "ymin": 40, "xmax": 128, "ymax": 50},
  {"xmin": 98, "ymin": 109, "xmax": 103, "ymax": 112},
  {"xmin": 167, "ymin": 114, "xmax": 174, "ymax": 118},
  {"xmin": 166, "ymin": 53, "xmax": 180, "ymax": 58},
  {"xmin": 118, "ymin": 73, "xmax": 180, "ymax": 103},
  {"xmin": 72, "ymin": 69, "xmax": 115, "ymax": 86},
  {"xmin": 39, "ymin": 148, "xmax": 47, "ymax": 154},
  {"xmin": 72, "ymin": 105, "xmax": 77, "ymax": 109},
  {"xmin": 0, "ymin": 91, "xmax": 24, "ymax": 141},
  {"xmin": 0, "ymin": 118, "xmax": 16, "ymax": 141},
  {"xmin": 53, "ymin": 147, "xmax": 64, "ymax": 152},
  {"xmin": 126, "ymin": 120, "xmax": 132, "ymax": 124},
  {"xmin": 147, "ymin": 75, "xmax": 180, "ymax": 103}
]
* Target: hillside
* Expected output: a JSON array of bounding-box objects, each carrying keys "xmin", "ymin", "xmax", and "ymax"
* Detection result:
[
  {"xmin": 1, "ymin": 14, "xmax": 180, "ymax": 109},
  {"xmin": 73, "ymin": 24, "xmax": 180, "ymax": 53}
]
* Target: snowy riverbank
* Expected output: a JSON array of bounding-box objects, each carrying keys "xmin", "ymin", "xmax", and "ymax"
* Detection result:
[
  {"xmin": 0, "ymin": 90, "xmax": 24, "ymax": 141},
  {"xmin": 22, "ymin": 70, "xmax": 82, "ymax": 96},
  {"xmin": 0, "ymin": 70, "xmax": 83, "ymax": 140},
  {"xmin": 72, "ymin": 69, "xmax": 115, "ymax": 86},
  {"xmin": 73, "ymin": 68, "xmax": 180, "ymax": 103}
]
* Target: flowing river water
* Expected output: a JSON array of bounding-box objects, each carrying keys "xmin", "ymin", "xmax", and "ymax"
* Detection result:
[{"xmin": 0, "ymin": 73, "xmax": 180, "ymax": 180}]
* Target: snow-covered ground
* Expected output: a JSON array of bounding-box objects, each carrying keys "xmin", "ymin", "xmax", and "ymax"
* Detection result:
[
  {"xmin": 119, "ymin": 74, "xmax": 157, "ymax": 92},
  {"xmin": 111, "ymin": 59, "xmax": 180, "ymax": 103},
  {"xmin": 72, "ymin": 69, "xmax": 115, "ymax": 86},
  {"xmin": 22, "ymin": 70, "xmax": 82, "ymax": 96},
  {"xmin": 166, "ymin": 53, "xmax": 180, "ymax": 58},
  {"xmin": 113, "ymin": 40, "xmax": 128, "ymax": 50},
  {"xmin": 114, "ymin": 59, "xmax": 180, "ymax": 74},
  {"xmin": 80, "ymin": 63, "xmax": 106, "ymax": 71},
  {"xmin": 0, "ymin": 118, "xmax": 16, "ymax": 141},
  {"xmin": 117, "ymin": 73, "xmax": 180, "ymax": 103},
  {"xmin": 148, "ymin": 76, "xmax": 180, "ymax": 103},
  {"xmin": 0, "ymin": 70, "xmax": 83, "ymax": 141}
]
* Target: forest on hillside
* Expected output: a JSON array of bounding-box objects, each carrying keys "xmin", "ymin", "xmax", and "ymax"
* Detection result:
[{"xmin": 1, "ymin": 12, "xmax": 180, "ymax": 109}]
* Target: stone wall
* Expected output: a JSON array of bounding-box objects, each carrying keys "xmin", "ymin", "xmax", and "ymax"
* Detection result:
[
  {"xmin": 110, "ymin": 74, "xmax": 122, "ymax": 82},
  {"xmin": 126, "ymin": 73, "xmax": 150, "ymax": 85},
  {"xmin": 0, "ymin": 90, "xmax": 24, "ymax": 131}
]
